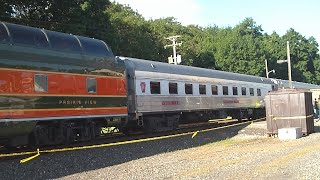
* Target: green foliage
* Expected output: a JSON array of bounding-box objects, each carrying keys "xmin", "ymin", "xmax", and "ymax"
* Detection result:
[
  {"xmin": 106, "ymin": 3, "xmax": 158, "ymax": 59},
  {"xmin": 1, "ymin": 1, "xmax": 319, "ymax": 84}
]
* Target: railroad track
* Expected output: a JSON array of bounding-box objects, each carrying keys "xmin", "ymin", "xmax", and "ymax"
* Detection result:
[{"xmin": 0, "ymin": 117, "xmax": 266, "ymax": 161}]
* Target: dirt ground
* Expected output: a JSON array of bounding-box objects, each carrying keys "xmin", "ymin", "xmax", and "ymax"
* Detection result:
[{"xmin": 59, "ymin": 121, "xmax": 320, "ymax": 180}]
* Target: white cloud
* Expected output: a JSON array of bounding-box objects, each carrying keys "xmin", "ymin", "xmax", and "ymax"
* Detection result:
[{"xmin": 113, "ymin": 0, "xmax": 205, "ymax": 26}]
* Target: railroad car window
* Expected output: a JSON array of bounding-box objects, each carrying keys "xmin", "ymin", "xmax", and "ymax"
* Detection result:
[
  {"xmin": 199, "ymin": 84, "xmax": 206, "ymax": 95},
  {"xmin": 150, "ymin": 81, "xmax": 161, "ymax": 94},
  {"xmin": 7, "ymin": 23, "xmax": 49, "ymax": 47},
  {"xmin": 169, "ymin": 82, "xmax": 178, "ymax": 94},
  {"xmin": 78, "ymin": 36, "xmax": 113, "ymax": 57},
  {"xmin": 34, "ymin": 74, "xmax": 48, "ymax": 92},
  {"xmin": 257, "ymin": 88, "xmax": 261, "ymax": 96},
  {"xmin": 185, "ymin": 83, "xmax": 193, "ymax": 94},
  {"xmin": 223, "ymin": 86, "xmax": 228, "ymax": 95},
  {"xmin": 250, "ymin": 88, "xmax": 254, "ymax": 96},
  {"xmin": 211, "ymin": 85, "xmax": 218, "ymax": 95},
  {"xmin": 241, "ymin": 87, "xmax": 246, "ymax": 96},
  {"xmin": 46, "ymin": 31, "xmax": 81, "ymax": 53},
  {"xmin": 0, "ymin": 24, "xmax": 10, "ymax": 43},
  {"xmin": 87, "ymin": 78, "xmax": 97, "ymax": 93},
  {"xmin": 232, "ymin": 87, "xmax": 238, "ymax": 95}
]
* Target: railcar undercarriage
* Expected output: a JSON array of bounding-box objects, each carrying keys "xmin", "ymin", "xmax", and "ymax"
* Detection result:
[
  {"xmin": 136, "ymin": 107, "xmax": 266, "ymax": 133},
  {"xmin": 2, "ymin": 117, "xmax": 127, "ymax": 148},
  {"xmin": 2, "ymin": 107, "xmax": 265, "ymax": 148}
]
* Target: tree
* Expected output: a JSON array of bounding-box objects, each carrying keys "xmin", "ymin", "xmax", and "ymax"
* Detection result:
[
  {"xmin": 0, "ymin": 0, "xmax": 112, "ymax": 36},
  {"xmin": 0, "ymin": 0, "xmax": 14, "ymax": 18},
  {"xmin": 106, "ymin": 3, "xmax": 158, "ymax": 59},
  {"xmin": 1, "ymin": 1, "xmax": 319, "ymax": 84},
  {"xmin": 282, "ymin": 29, "xmax": 319, "ymax": 83},
  {"xmin": 213, "ymin": 18, "xmax": 266, "ymax": 76}
]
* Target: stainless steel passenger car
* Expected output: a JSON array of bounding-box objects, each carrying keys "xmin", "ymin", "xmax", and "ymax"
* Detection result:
[{"xmin": 119, "ymin": 56, "xmax": 319, "ymax": 132}]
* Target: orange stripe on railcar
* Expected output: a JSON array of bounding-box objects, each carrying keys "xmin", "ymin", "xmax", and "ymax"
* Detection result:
[
  {"xmin": 0, "ymin": 93, "xmax": 126, "ymax": 97},
  {"xmin": 0, "ymin": 67, "xmax": 125, "ymax": 78},
  {"xmin": 0, "ymin": 68, "xmax": 126, "ymax": 96}
]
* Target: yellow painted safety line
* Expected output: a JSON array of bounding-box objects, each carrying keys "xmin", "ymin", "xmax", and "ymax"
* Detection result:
[
  {"xmin": 20, "ymin": 149, "xmax": 40, "ymax": 163},
  {"xmin": 192, "ymin": 131, "xmax": 199, "ymax": 138},
  {"xmin": 0, "ymin": 150, "xmax": 37, "ymax": 158},
  {"xmin": 0, "ymin": 117, "xmax": 266, "ymax": 162},
  {"xmin": 272, "ymin": 114, "xmax": 314, "ymax": 120},
  {"xmin": 198, "ymin": 117, "xmax": 266, "ymax": 134}
]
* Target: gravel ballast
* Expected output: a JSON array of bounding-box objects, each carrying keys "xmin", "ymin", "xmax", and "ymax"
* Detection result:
[{"xmin": 1, "ymin": 121, "xmax": 320, "ymax": 180}]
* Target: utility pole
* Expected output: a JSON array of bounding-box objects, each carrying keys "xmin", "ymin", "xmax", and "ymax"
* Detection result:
[
  {"xmin": 287, "ymin": 41, "xmax": 292, "ymax": 88},
  {"xmin": 276, "ymin": 41, "xmax": 293, "ymax": 88},
  {"xmin": 164, "ymin": 35, "xmax": 182, "ymax": 65}
]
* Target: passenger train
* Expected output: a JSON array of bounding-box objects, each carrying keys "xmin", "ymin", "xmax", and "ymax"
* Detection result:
[{"xmin": 0, "ymin": 22, "xmax": 319, "ymax": 147}]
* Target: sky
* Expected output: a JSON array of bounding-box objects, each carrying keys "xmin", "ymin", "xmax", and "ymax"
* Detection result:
[{"xmin": 113, "ymin": 0, "xmax": 320, "ymax": 44}]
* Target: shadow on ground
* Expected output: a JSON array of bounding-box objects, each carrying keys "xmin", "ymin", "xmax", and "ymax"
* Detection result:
[
  {"xmin": 0, "ymin": 122, "xmax": 252, "ymax": 179},
  {"xmin": 313, "ymin": 121, "xmax": 320, "ymax": 133}
]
